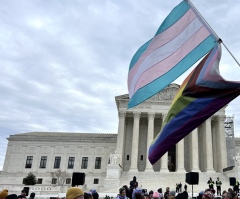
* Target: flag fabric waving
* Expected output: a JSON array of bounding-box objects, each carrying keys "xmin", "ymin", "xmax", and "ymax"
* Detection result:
[
  {"xmin": 148, "ymin": 43, "xmax": 240, "ymax": 165},
  {"xmin": 127, "ymin": 0, "xmax": 218, "ymax": 108}
]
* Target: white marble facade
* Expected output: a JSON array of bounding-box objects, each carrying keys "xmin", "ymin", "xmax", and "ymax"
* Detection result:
[{"xmin": 0, "ymin": 84, "xmax": 231, "ymax": 194}]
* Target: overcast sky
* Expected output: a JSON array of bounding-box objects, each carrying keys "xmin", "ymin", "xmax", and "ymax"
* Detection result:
[{"xmin": 1, "ymin": 0, "xmax": 240, "ymax": 170}]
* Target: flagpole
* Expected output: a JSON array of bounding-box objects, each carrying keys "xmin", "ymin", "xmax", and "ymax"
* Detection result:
[{"xmin": 187, "ymin": 0, "xmax": 240, "ymax": 67}]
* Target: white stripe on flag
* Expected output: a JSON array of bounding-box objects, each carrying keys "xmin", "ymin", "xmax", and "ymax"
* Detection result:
[{"xmin": 129, "ymin": 18, "xmax": 209, "ymax": 97}]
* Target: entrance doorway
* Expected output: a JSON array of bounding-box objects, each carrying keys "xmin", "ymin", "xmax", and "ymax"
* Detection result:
[{"xmin": 168, "ymin": 145, "xmax": 176, "ymax": 172}]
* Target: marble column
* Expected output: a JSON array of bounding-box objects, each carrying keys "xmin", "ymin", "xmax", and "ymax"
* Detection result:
[
  {"xmin": 116, "ymin": 111, "xmax": 126, "ymax": 167},
  {"xmin": 190, "ymin": 128, "xmax": 200, "ymax": 172},
  {"xmin": 212, "ymin": 120, "xmax": 218, "ymax": 172},
  {"xmin": 129, "ymin": 112, "xmax": 141, "ymax": 172},
  {"xmin": 217, "ymin": 116, "xmax": 228, "ymax": 172},
  {"xmin": 145, "ymin": 112, "xmax": 155, "ymax": 172},
  {"xmin": 203, "ymin": 118, "xmax": 215, "ymax": 172},
  {"xmin": 160, "ymin": 113, "xmax": 169, "ymax": 172},
  {"xmin": 176, "ymin": 139, "xmax": 186, "ymax": 172}
]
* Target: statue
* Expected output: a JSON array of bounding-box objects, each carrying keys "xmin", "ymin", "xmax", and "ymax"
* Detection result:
[
  {"xmin": 233, "ymin": 153, "xmax": 240, "ymax": 166},
  {"xmin": 109, "ymin": 151, "xmax": 120, "ymax": 165}
]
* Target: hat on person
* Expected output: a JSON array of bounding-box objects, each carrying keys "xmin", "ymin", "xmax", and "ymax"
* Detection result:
[
  {"xmin": 153, "ymin": 192, "xmax": 160, "ymax": 198},
  {"xmin": 199, "ymin": 191, "xmax": 204, "ymax": 196},
  {"xmin": 203, "ymin": 191, "xmax": 214, "ymax": 199},
  {"xmin": 0, "ymin": 189, "xmax": 8, "ymax": 199},
  {"xmin": 90, "ymin": 189, "xmax": 96, "ymax": 194},
  {"xmin": 66, "ymin": 187, "xmax": 84, "ymax": 199},
  {"xmin": 5, "ymin": 195, "xmax": 17, "ymax": 199},
  {"xmin": 170, "ymin": 191, "xmax": 176, "ymax": 197}
]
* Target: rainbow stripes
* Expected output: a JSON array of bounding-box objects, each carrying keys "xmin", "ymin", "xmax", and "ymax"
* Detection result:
[
  {"xmin": 148, "ymin": 43, "xmax": 240, "ymax": 165},
  {"xmin": 127, "ymin": 1, "xmax": 218, "ymax": 108}
]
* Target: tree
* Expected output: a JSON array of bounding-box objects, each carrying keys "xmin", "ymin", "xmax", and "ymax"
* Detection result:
[
  {"xmin": 50, "ymin": 169, "xmax": 71, "ymax": 186},
  {"xmin": 23, "ymin": 172, "xmax": 37, "ymax": 185}
]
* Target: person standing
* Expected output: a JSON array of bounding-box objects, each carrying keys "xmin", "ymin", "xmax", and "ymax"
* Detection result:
[
  {"xmin": 164, "ymin": 187, "xmax": 170, "ymax": 199},
  {"xmin": 176, "ymin": 184, "xmax": 179, "ymax": 193},
  {"xmin": 216, "ymin": 177, "xmax": 222, "ymax": 196},
  {"xmin": 234, "ymin": 180, "xmax": 239, "ymax": 195},
  {"xmin": 184, "ymin": 184, "xmax": 187, "ymax": 192},
  {"xmin": 207, "ymin": 177, "xmax": 214, "ymax": 190},
  {"xmin": 179, "ymin": 183, "xmax": 182, "ymax": 193}
]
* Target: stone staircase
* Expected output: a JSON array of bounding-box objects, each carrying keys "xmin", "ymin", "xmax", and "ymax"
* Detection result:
[{"xmin": 119, "ymin": 171, "xmax": 231, "ymax": 193}]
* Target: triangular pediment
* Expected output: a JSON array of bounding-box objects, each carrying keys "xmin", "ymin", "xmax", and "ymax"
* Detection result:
[{"xmin": 115, "ymin": 83, "xmax": 180, "ymax": 101}]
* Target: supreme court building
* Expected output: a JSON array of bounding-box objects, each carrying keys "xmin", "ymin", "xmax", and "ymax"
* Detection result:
[{"xmin": 0, "ymin": 84, "xmax": 236, "ymax": 194}]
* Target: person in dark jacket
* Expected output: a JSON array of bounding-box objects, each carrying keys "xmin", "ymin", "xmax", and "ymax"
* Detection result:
[
  {"xmin": 216, "ymin": 177, "xmax": 222, "ymax": 196},
  {"xmin": 164, "ymin": 187, "xmax": 170, "ymax": 199},
  {"xmin": 207, "ymin": 177, "xmax": 214, "ymax": 190},
  {"xmin": 18, "ymin": 190, "xmax": 27, "ymax": 199},
  {"xmin": 91, "ymin": 190, "xmax": 98, "ymax": 199},
  {"xmin": 123, "ymin": 185, "xmax": 132, "ymax": 199},
  {"xmin": 29, "ymin": 193, "xmax": 35, "ymax": 199},
  {"xmin": 184, "ymin": 184, "xmax": 187, "ymax": 192}
]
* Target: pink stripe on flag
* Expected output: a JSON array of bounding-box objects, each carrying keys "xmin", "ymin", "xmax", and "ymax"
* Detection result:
[
  {"xmin": 203, "ymin": 48, "xmax": 222, "ymax": 81},
  {"xmin": 128, "ymin": 9, "xmax": 196, "ymax": 90},
  {"xmin": 132, "ymin": 27, "xmax": 211, "ymax": 95}
]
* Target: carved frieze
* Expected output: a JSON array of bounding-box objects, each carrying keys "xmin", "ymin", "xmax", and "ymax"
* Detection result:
[
  {"xmin": 108, "ymin": 147, "xmax": 115, "ymax": 154},
  {"xmin": 41, "ymin": 146, "xmax": 50, "ymax": 153},
  {"xmin": 54, "ymin": 146, "xmax": 64, "ymax": 153},
  {"xmin": 69, "ymin": 146, "xmax": 77, "ymax": 153},
  {"xmin": 148, "ymin": 86, "xmax": 179, "ymax": 101},
  {"xmin": 95, "ymin": 147, "xmax": 104, "ymax": 155},
  {"xmin": 82, "ymin": 147, "xmax": 91, "ymax": 155},
  {"xmin": 27, "ymin": 146, "xmax": 36, "ymax": 153},
  {"xmin": 13, "ymin": 145, "xmax": 22, "ymax": 152}
]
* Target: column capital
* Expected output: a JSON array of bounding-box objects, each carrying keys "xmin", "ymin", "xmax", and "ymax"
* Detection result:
[
  {"xmin": 148, "ymin": 112, "xmax": 155, "ymax": 120},
  {"xmin": 161, "ymin": 113, "xmax": 167, "ymax": 120},
  {"xmin": 211, "ymin": 118, "xmax": 217, "ymax": 126},
  {"xmin": 133, "ymin": 112, "xmax": 141, "ymax": 119},
  {"xmin": 218, "ymin": 115, "xmax": 226, "ymax": 122},
  {"xmin": 118, "ymin": 111, "xmax": 126, "ymax": 119}
]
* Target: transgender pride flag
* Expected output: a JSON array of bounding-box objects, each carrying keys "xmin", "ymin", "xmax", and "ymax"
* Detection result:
[
  {"xmin": 127, "ymin": 1, "xmax": 218, "ymax": 108},
  {"xmin": 148, "ymin": 43, "xmax": 240, "ymax": 165}
]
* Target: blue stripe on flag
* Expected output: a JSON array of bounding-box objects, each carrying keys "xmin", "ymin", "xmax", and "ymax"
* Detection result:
[
  {"xmin": 155, "ymin": 1, "xmax": 190, "ymax": 36},
  {"xmin": 129, "ymin": 1, "xmax": 190, "ymax": 71},
  {"xmin": 128, "ymin": 35, "xmax": 217, "ymax": 108},
  {"xmin": 129, "ymin": 39, "xmax": 152, "ymax": 71}
]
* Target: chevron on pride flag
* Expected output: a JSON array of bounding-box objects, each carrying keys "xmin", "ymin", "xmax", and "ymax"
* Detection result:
[
  {"xmin": 148, "ymin": 43, "xmax": 240, "ymax": 165},
  {"xmin": 127, "ymin": 0, "xmax": 218, "ymax": 108}
]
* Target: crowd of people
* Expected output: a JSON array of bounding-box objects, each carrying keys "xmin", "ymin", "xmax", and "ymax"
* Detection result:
[
  {"xmin": 0, "ymin": 188, "xmax": 99, "ymax": 199},
  {"xmin": 114, "ymin": 176, "xmax": 240, "ymax": 199},
  {"xmin": 0, "ymin": 189, "xmax": 35, "ymax": 199},
  {"xmin": 0, "ymin": 176, "xmax": 239, "ymax": 199}
]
